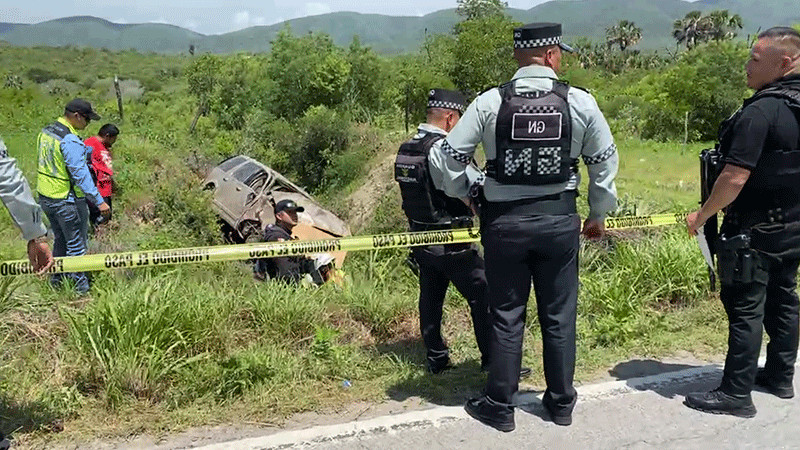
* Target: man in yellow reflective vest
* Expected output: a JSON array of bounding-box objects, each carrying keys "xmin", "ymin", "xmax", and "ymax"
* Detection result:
[{"xmin": 37, "ymin": 99, "xmax": 110, "ymax": 294}]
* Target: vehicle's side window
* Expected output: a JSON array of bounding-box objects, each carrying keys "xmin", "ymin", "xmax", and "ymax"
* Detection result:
[{"xmin": 218, "ymin": 156, "xmax": 246, "ymax": 172}]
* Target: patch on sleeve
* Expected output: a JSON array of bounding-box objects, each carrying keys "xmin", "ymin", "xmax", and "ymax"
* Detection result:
[
  {"xmin": 441, "ymin": 140, "xmax": 472, "ymax": 165},
  {"xmin": 582, "ymin": 144, "xmax": 617, "ymax": 165}
]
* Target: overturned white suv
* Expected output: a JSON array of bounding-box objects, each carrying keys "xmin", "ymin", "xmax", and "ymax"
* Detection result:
[{"xmin": 203, "ymin": 155, "xmax": 351, "ymax": 266}]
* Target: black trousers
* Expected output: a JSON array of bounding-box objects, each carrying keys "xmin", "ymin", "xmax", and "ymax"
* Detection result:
[
  {"xmin": 719, "ymin": 220, "xmax": 800, "ymax": 397},
  {"xmin": 482, "ymin": 212, "xmax": 580, "ymax": 414},
  {"xmin": 412, "ymin": 244, "xmax": 491, "ymax": 367}
]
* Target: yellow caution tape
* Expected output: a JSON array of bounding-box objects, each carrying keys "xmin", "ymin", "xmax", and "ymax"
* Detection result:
[
  {"xmin": 604, "ymin": 212, "xmax": 689, "ymax": 230},
  {"xmin": 0, "ymin": 212, "xmax": 690, "ymax": 277}
]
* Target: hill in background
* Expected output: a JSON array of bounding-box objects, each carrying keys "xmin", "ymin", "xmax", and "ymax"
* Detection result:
[{"xmin": 0, "ymin": 0, "xmax": 797, "ymax": 54}]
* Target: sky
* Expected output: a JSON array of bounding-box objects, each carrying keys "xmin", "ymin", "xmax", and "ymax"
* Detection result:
[{"xmin": 0, "ymin": 0, "xmax": 598, "ymax": 35}]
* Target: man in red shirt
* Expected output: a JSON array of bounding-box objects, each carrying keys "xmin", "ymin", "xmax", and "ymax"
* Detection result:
[{"xmin": 85, "ymin": 124, "xmax": 119, "ymax": 225}]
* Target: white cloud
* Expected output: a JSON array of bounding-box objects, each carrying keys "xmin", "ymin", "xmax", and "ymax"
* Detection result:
[
  {"xmin": 234, "ymin": 11, "xmax": 251, "ymax": 27},
  {"xmin": 232, "ymin": 10, "xmax": 269, "ymax": 29},
  {"xmin": 114, "ymin": 17, "xmax": 128, "ymax": 24},
  {"xmin": 184, "ymin": 19, "xmax": 200, "ymax": 30},
  {"xmin": 304, "ymin": 2, "xmax": 332, "ymax": 17}
]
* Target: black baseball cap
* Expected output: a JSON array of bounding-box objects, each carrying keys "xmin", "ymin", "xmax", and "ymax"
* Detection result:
[
  {"xmin": 275, "ymin": 199, "xmax": 305, "ymax": 214},
  {"xmin": 65, "ymin": 98, "xmax": 101, "ymax": 121}
]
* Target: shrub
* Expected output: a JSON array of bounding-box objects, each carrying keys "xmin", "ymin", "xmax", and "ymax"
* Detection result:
[
  {"xmin": 294, "ymin": 106, "xmax": 351, "ymax": 191},
  {"xmin": 633, "ymin": 41, "xmax": 750, "ymax": 141}
]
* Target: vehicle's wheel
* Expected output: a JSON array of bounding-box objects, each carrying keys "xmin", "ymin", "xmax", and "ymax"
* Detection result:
[
  {"xmin": 219, "ymin": 220, "xmax": 239, "ymax": 244},
  {"xmin": 240, "ymin": 221, "xmax": 261, "ymax": 244}
]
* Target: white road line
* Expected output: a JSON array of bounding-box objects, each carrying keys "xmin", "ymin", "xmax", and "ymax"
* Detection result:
[{"xmin": 196, "ymin": 362, "xmax": 737, "ymax": 450}]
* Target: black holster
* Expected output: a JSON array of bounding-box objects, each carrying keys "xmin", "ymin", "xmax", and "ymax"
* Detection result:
[{"xmin": 716, "ymin": 233, "xmax": 767, "ymax": 286}]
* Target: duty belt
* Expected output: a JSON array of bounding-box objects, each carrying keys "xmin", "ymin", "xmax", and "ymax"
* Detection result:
[
  {"xmin": 410, "ymin": 216, "xmax": 474, "ymax": 232},
  {"xmin": 726, "ymin": 204, "xmax": 800, "ymax": 228},
  {"xmin": 482, "ymin": 191, "xmax": 577, "ymax": 220}
]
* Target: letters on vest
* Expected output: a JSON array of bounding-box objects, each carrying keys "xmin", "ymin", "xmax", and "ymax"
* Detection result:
[
  {"xmin": 394, "ymin": 132, "xmax": 472, "ymax": 226},
  {"xmin": 488, "ymin": 80, "xmax": 575, "ymax": 185}
]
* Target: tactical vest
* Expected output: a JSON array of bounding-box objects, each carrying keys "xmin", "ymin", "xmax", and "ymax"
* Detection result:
[
  {"xmin": 37, "ymin": 119, "xmax": 84, "ymax": 199},
  {"xmin": 720, "ymin": 84, "xmax": 800, "ymax": 202},
  {"xmin": 487, "ymin": 80, "xmax": 575, "ymax": 185},
  {"xmin": 395, "ymin": 132, "xmax": 472, "ymax": 226}
]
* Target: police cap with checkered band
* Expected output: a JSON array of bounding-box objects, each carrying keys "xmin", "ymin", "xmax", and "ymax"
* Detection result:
[
  {"xmin": 513, "ymin": 22, "xmax": 575, "ymax": 53},
  {"xmin": 427, "ymin": 89, "xmax": 467, "ymax": 114}
]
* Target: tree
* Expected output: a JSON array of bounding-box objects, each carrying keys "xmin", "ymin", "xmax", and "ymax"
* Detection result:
[
  {"xmin": 673, "ymin": 10, "xmax": 743, "ymax": 49},
  {"xmin": 673, "ymin": 11, "xmax": 705, "ymax": 49},
  {"xmin": 266, "ymin": 27, "xmax": 351, "ymax": 119},
  {"xmin": 455, "ymin": 0, "xmax": 508, "ymax": 21},
  {"xmin": 185, "ymin": 54, "xmax": 221, "ymax": 132},
  {"xmin": 705, "ymin": 10, "xmax": 743, "ymax": 42},
  {"xmin": 450, "ymin": 14, "xmax": 520, "ymax": 94},
  {"xmin": 605, "ymin": 20, "xmax": 643, "ymax": 52}
]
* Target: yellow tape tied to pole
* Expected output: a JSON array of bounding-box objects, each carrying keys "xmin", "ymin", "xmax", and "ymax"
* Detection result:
[{"xmin": 0, "ymin": 212, "xmax": 690, "ymax": 277}]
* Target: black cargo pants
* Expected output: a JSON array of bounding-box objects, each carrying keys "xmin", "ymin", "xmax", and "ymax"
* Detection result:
[
  {"xmin": 718, "ymin": 220, "xmax": 800, "ymax": 397},
  {"xmin": 412, "ymin": 244, "xmax": 491, "ymax": 368},
  {"xmin": 482, "ymin": 208, "xmax": 581, "ymax": 416}
]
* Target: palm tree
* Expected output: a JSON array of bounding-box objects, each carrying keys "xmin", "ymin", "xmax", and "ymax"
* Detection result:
[
  {"xmin": 606, "ymin": 20, "xmax": 643, "ymax": 51},
  {"xmin": 673, "ymin": 11, "xmax": 705, "ymax": 49},
  {"xmin": 705, "ymin": 10, "xmax": 743, "ymax": 41}
]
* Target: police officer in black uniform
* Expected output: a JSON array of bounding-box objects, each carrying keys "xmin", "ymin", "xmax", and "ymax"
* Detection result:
[
  {"xmin": 395, "ymin": 89, "xmax": 493, "ymax": 374},
  {"xmin": 254, "ymin": 199, "xmax": 310, "ymax": 283},
  {"xmin": 686, "ymin": 27, "xmax": 800, "ymax": 417},
  {"xmin": 434, "ymin": 23, "xmax": 619, "ymax": 431}
]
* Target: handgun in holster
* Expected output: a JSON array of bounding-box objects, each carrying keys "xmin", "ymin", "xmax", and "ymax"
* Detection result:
[{"xmin": 716, "ymin": 233, "xmax": 766, "ymax": 286}]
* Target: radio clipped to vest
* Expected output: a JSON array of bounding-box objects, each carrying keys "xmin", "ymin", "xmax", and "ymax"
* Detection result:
[
  {"xmin": 395, "ymin": 132, "xmax": 471, "ymax": 226},
  {"xmin": 487, "ymin": 80, "xmax": 575, "ymax": 186}
]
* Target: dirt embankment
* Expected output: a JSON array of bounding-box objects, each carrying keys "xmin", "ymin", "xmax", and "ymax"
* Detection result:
[{"xmin": 343, "ymin": 151, "xmax": 399, "ymax": 233}]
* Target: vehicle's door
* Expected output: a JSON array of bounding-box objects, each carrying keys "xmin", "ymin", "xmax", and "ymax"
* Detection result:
[{"xmin": 228, "ymin": 163, "xmax": 262, "ymax": 227}]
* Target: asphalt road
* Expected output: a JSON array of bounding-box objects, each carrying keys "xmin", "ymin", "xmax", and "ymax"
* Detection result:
[{"xmin": 198, "ymin": 362, "xmax": 800, "ymax": 450}]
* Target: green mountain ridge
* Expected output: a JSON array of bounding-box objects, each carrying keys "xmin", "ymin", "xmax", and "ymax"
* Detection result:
[{"xmin": 0, "ymin": 0, "xmax": 796, "ymax": 54}]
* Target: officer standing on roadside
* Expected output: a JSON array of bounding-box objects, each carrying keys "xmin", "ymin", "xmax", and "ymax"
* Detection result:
[
  {"xmin": 395, "ymin": 89, "xmax": 493, "ymax": 374},
  {"xmin": 433, "ymin": 23, "xmax": 618, "ymax": 431},
  {"xmin": 685, "ymin": 27, "xmax": 800, "ymax": 418}
]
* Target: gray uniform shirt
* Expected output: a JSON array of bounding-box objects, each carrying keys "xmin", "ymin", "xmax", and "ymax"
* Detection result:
[
  {"xmin": 416, "ymin": 123, "xmax": 484, "ymax": 199},
  {"xmin": 435, "ymin": 65, "xmax": 618, "ymax": 220},
  {"xmin": 0, "ymin": 137, "xmax": 47, "ymax": 241}
]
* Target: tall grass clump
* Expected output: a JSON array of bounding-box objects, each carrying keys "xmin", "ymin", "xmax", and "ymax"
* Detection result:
[
  {"xmin": 342, "ymin": 250, "xmax": 418, "ymax": 338},
  {"xmin": 579, "ymin": 229, "xmax": 709, "ymax": 346},
  {"xmin": 63, "ymin": 270, "xmax": 236, "ymax": 406}
]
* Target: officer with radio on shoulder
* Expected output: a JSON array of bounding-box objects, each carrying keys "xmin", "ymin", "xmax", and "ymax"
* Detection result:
[
  {"xmin": 686, "ymin": 26, "xmax": 800, "ymax": 418},
  {"xmin": 432, "ymin": 23, "xmax": 619, "ymax": 431},
  {"xmin": 396, "ymin": 89, "xmax": 534, "ymax": 380},
  {"xmin": 395, "ymin": 89, "xmax": 495, "ymax": 375}
]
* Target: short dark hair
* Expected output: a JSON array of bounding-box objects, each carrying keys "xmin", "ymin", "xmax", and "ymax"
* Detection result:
[
  {"xmin": 98, "ymin": 123, "xmax": 120, "ymax": 138},
  {"xmin": 758, "ymin": 27, "xmax": 800, "ymax": 41}
]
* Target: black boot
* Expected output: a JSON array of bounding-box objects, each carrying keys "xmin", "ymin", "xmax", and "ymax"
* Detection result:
[
  {"xmin": 542, "ymin": 393, "xmax": 573, "ymax": 426},
  {"xmin": 684, "ymin": 389, "xmax": 756, "ymax": 418},
  {"xmin": 427, "ymin": 358, "xmax": 454, "ymax": 375},
  {"xmin": 464, "ymin": 395, "xmax": 515, "ymax": 432},
  {"xmin": 754, "ymin": 367, "xmax": 795, "ymax": 399}
]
